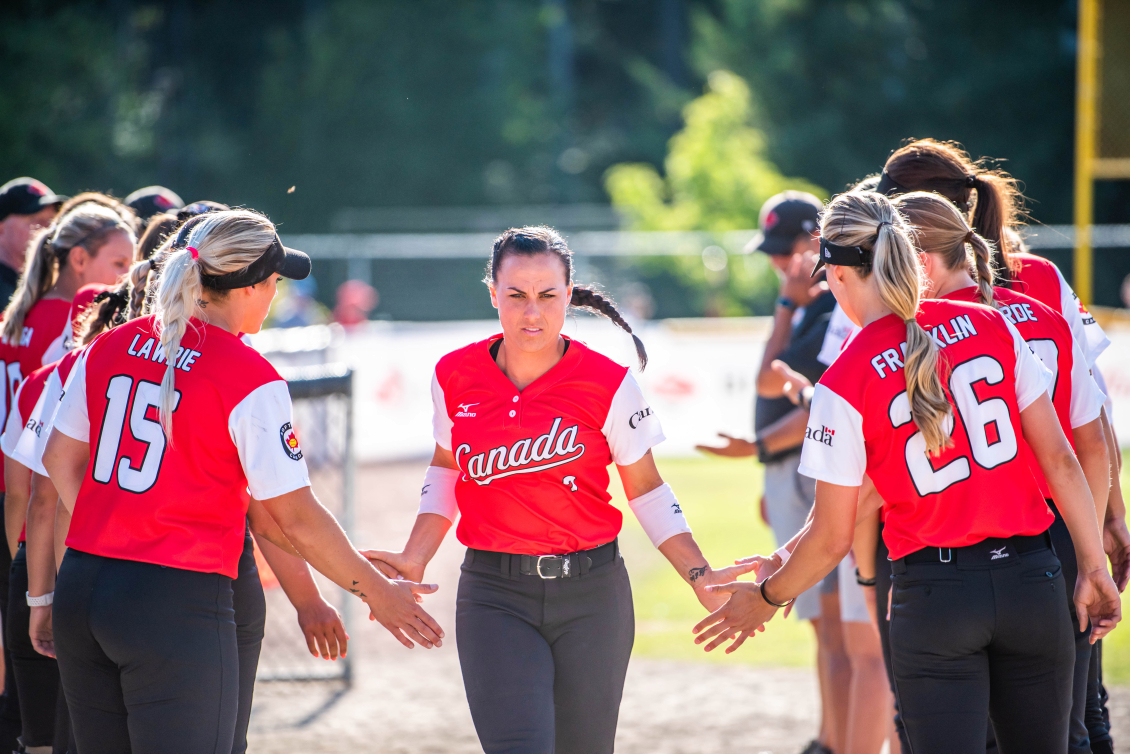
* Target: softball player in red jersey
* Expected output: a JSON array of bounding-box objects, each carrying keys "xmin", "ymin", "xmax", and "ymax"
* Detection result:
[
  {"xmin": 694, "ymin": 191, "xmax": 1120, "ymax": 754},
  {"xmin": 0, "ymin": 195, "xmax": 135, "ymax": 379},
  {"xmin": 38, "ymin": 210, "xmax": 441, "ymax": 754},
  {"xmin": 896, "ymin": 191, "xmax": 1111, "ymax": 754},
  {"xmin": 365, "ymin": 227, "xmax": 754, "ymax": 754}
]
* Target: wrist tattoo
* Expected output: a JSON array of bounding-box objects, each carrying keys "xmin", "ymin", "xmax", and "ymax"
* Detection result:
[{"xmin": 688, "ymin": 565, "xmax": 708, "ymax": 583}]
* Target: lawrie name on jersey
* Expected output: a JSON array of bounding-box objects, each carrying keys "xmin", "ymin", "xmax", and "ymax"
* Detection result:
[
  {"xmin": 455, "ymin": 417, "xmax": 584, "ymax": 486},
  {"xmin": 125, "ymin": 334, "xmax": 202, "ymax": 373},
  {"xmin": 871, "ymin": 314, "xmax": 979, "ymax": 379}
]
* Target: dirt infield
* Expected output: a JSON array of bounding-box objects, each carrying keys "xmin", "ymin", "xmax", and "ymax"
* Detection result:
[{"xmin": 247, "ymin": 461, "xmax": 1130, "ymax": 753}]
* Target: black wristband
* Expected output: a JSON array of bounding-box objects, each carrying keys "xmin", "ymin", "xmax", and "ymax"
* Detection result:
[
  {"xmin": 760, "ymin": 576, "xmax": 795, "ymax": 608},
  {"xmin": 855, "ymin": 567, "xmax": 877, "ymax": 587},
  {"xmin": 776, "ymin": 296, "xmax": 796, "ymax": 309},
  {"xmin": 799, "ymin": 386, "xmax": 814, "ymax": 412}
]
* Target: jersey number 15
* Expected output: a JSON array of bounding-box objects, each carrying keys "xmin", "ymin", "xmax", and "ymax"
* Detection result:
[{"xmin": 93, "ymin": 375, "xmax": 181, "ymax": 494}]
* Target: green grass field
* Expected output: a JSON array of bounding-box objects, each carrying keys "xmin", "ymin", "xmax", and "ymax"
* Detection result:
[{"xmin": 619, "ymin": 452, "xmax": 1130, "ymax": 684}]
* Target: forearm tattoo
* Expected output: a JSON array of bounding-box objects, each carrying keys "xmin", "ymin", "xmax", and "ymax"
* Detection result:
[
  {"xmin": 349, "ymin": 579, "xmax": 367, "ymax": 599},
  {"xmin": 688, "ymin": 566, "xmax": 708, "ymax": 583}
]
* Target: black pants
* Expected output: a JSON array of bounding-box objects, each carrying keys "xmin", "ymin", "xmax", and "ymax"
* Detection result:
[
  {"xmin": 8, "ymin": 544, "xmax": 72, "ymax": 753},
  {"xmin": 1047, "ymin": 501, "xmax": 1093, "ymax": 754},
  {"xmin": 231, "ymin": 527, "xmax": 265, "ymax": 754},
  {"xmin": 0, "ymin": 499, "xmax": 23, "ymax": 753},
  {"xmin": 1086, "ymin": 639, "xmax": 1113, "ymax": 754},
  {"xmin": 456, "ymin": 544, "xmax": 634, "ymax": 754},
  {"xmin": 873, "ymin": 523, "xmax": 912, "ymax": 754},
  {"xmin": 54, "ymin": 550, "xmax": 239, "ymax": 754},
  {"xmin": 889, "ymin": 538, "xmax": 1074, "ymax": 754}
]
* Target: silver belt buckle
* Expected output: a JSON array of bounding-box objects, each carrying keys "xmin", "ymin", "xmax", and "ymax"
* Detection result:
[{"xmin": 536, "ymin": 554, "xmax": 569, "ymax": 579}]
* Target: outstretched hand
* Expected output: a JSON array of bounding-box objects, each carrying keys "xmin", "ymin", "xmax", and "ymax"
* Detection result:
[
  {"xmin": 692, "ymin": 581, "xmax": 778, "ymax": 653},
  {"xmin": 691, "ymin": 561, "xmax": 759, "ymax": 612},
  {"xmin": 695, "ymin": 433, "xmax": 757, "ymax": 459},
  {"xmin": 365, "ymin": 579, "xmax": 444, "ymax": 650},
  {"xmin": 361, "ymin": 549, "xmax": 426, "ymax": 585}
]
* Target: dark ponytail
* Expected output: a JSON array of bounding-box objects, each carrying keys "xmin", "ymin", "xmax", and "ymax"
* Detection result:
[
  {"xmin": 487, "ymin": 226, "xmax": 648, "ymax": 370},
  {"xmin": 570, "ymin": 286, "xmax": 648, "ymax": 370},
  {"xmin": 76, "ymin": 285, "xmax": 130, "ymax": 345}
]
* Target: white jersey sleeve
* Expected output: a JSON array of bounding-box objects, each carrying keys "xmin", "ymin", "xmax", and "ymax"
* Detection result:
[
  {"xmin": 601, "ymin": 371, "xmax": 666, "ymax": 466},
  {"xmin": 52, "ymin": 353, "xmax": 89, "ymax": 443},
  {"xmin": 1054, "ymin": 265, "xmax": 1110, "ymax": 366},
  {"xmin": 817, "ymin": 304, "xmax": 862, "ymax": 367},
  {"xmin": 11, "ymin": 368, "xmax": 64, "ymax": 476},
  {"xmin": 431, "ymin": 371, "xmax": 453, "ymax": 451},
  {"xmin": 0, "ymin": 380, "xmax": 27, "ymax": 458},
  {"xmin": 228, "ymin": 380, "xmax": 311, "ymax": 500},
  {"xmin": 1002, "ymin": 315, "xmax": 1054, "ymax": 411},
  {"xmin": 798, "ymin": 384, "xmax": 866, "ymax": 487},
  {"xmin": 1092, "ymin": 366, "xmax": 1114, "ymax": 422},
  {"xmin": 1066, "ymin": 337, "xmax": 1106, "ymax": 428}
]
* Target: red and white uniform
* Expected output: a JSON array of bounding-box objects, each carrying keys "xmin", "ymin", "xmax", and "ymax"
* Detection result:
[
  {"xmin": 12, "ymin": 347, "xmax": 84, "ymax": 476},
  {"xmin": 17, "ymin": 298, "xmax": 71, "ymax": 378},
  {"xmin": 0, "ymin": 362, "xmax": 57, "ymax": 544},
  {"xmin": 799, "ymin": 300, "xmax": 1054, "ymax": 560},
  {"xmin": 51, "ymin": 315, "xmax": 310, "ymax": 578},
  {"xmin": 1012, "ymin": 252, "xmax": 1109, "ymax": 367},
  {"xmin": 942, "ymin": 286, "xmax": 1105, "ymax": 500},
  {"xmin": 432, "ymin": 335, "xmax": 667, "ymax": 555},
  {"xmin": 0, "ymin": 336, "xmax": 23, "ymax": 495}
]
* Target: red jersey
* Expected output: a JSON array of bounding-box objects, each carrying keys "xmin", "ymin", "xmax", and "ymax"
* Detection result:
[
  {"xmin": 0, "ymin": 362, "xmax": 56, "ymax": 543},
  {"xmin": 51, "ymin": 316, "xmax": 310, "ymax": 578},
  {"xmin": 12, "ymin": 348, "xmax": 84, "ymax": 477},
  {"xmin": 942, "ymin": 287, "xmax": 1105, "ymax": 499},
  {"xmin": 17, "ymin": 299, "xmax": 71, "ymax": 378},
  {"xmin": 1011, "ymin": 253, "xmax": 1109, "ymax": 366},
  {"xmin": 799, "ymin": 300, "xmax": 1054, "ymax": 560},
  {"xmin": 0, "ymin": 336, "xmax": 22, "ymax": 494},
  {"xmin": 432, "ymin": 335, "xmax": 665, "ymax": 554}
]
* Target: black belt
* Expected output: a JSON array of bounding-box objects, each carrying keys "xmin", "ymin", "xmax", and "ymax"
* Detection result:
[
  {"xmin": 466, "ymin": 539, "xmax": 619, "ymax": 580},
  {"xmin": 892, "ymin": 531, "xmax": 1052, "ymax": 573}
]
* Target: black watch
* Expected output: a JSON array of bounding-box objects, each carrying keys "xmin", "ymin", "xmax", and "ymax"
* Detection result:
[{"xmin": 776, "ymin": 296, "xmax": 796, "ymax": 309}]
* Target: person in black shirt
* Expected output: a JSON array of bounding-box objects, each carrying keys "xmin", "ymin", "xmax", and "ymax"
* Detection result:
[{"xmin": 698, "ymin": 191, "xmax": 847, "ymax": 754}]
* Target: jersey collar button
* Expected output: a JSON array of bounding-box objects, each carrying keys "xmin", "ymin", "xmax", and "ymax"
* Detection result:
[
  {"xmin": 512, "ymin": 395, "xmax": 519, "ymax": 402},
  {"xmin": 508, "ymin": 409, "xmax": 516, "ymax": 417}
]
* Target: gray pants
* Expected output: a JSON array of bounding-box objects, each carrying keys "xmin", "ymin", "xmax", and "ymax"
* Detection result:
[
  {"xmin": 456, "ymin": 547, "xmax": 634, "ymax": 754},
  {"xmin": 763, "ymin": 453, "xmax": 832, "ymax": 621}
]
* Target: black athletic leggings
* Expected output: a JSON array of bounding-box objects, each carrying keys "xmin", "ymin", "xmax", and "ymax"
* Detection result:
[
  {"xmin": 1047, "ymin": 501, "xmax": 1093, "ymax": 754},
  {"xmin": 8, "ymin": 544, "xmax": 72, "ymax": 752},
  {"xmin": 54, "ymin": 549, "xmax": 239, "ymax": 754},
  {"xmin": 888, "ymin": 537, "xmax": 1074, "ymax": 754},
  {"xmin": 456, "ymin": 544, "xmax": 634, "ymax": 754},
  {"xmin": 0, "ymin": 503, "xmax": 22, "ymax": 753},
  {"xmin": 231, "ymin": 526, "xmax": 266, "ymax": 754}
]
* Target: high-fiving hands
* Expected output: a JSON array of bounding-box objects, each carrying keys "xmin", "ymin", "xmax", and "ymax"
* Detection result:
[{"xmin": 691, "ymin": 553, "xmax": 783, "ymax": 653}]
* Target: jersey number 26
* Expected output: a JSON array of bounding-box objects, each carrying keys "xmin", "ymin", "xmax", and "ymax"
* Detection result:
[{"xmin": 93, "ymin": 375, "xmax": 181, "ymax": 494}]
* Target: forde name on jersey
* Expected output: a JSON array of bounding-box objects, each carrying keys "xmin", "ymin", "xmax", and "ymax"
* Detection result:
[
  {"xmin": 126, "ymin": 333, "xmax": 202, "ymax": 373},
  {"xmin": 870, "ymin": 313, "xmax": 978, "ymax": 379}
]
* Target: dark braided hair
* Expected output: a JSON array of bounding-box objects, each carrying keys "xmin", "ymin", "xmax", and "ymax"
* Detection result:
[
  {"xmin": 76, "ymin": 285, "xmax": 131, "ymax": 345},
  {"xmin": 486, "ymin": 226, "xmax": 647, "ymax": 370}
]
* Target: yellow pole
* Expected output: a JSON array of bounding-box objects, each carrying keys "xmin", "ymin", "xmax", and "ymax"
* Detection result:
[{"xmin": 1074, "ymin": 0, "xmax": 1099, "ymax": 305}]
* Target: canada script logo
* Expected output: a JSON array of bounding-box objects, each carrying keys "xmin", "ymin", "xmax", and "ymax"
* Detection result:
[
  {"xmin": 628, "ymin": 407, "xmax": 654, "ymax": 429},
  {"xmin": 805, "ymin": 425, "xmax": 834, "ymax": 446},
  {"xmin": 280, "ymin": 422, "xmax": 303, "ymax": 461},
  {"xmin": 455, "ymin": 417, "xmax": 584, "ymax": 486}
]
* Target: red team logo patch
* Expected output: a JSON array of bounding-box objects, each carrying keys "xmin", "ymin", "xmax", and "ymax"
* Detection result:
[{"xmin": 280, "ymin": 422, "xmax": 303, "ymax": 460}]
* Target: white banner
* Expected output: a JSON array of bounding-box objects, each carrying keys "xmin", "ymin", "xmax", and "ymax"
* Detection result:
[{"xmin": 254, "ymin": 315, "xmax": 1130, "ymax": 463}]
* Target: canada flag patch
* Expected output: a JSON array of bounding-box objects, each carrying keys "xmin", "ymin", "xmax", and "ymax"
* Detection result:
[{"xmin": 280, "ymin": 422, "xmax": 303, "ymax": 460}]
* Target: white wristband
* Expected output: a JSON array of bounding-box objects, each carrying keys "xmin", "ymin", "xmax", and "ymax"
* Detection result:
[
  {"xmin": 26, "ymin": 591, "xmax": 53, "ymax": 607},
  {"xmin": 417, "ymin": 466, "xmax": 460, "ymax": 523},
  {"xmin": 627, "ymin": 483, "xmax": 692, "ymax": 548},
  {"xmin": 773, "ymin": 546, "xmax": 792, "ymax": 566}
]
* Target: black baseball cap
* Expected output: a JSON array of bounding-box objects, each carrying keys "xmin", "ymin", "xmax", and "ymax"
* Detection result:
[
  {"xmin": 0, "ymin": 177, "xmax": 66, "ymax": 222},
  {"xmin": 745, "ymin": 191, "xmax": 823, "ymax": 256},
  {"xmin": 125, "ymin": 186, "xmax": 184, "ymax": 223},
  {"xmin": 172, "ymin": 214, "xmax": 311, "ymax": 289}
]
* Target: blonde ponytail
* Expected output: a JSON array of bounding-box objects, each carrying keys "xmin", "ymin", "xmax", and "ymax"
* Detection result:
[
  {"xmin": 151, "ymin": 209, "xmax": 278, "ymax": 438},
  {"xmin": 0, "ymin": 198, "xmax": 135, "ymax": 344},
  {"xmin": 822, "ymin": 192, "xmax": 953, "ymax": 455},
  {"xmin": 895, "ymin": 191, "xmax": 996, "ymax": 307}
]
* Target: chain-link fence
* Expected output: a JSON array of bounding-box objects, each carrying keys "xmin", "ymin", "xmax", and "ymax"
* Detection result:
[{"xmin": 254, "ymin": 364, "xmax": 354, "ymax": 687}]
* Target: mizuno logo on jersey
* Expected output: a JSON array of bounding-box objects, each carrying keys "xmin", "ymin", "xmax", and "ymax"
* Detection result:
[
  {"xmin": 454, "ymin": 417, "xmax": 584, "ymax": 486},
  {"xmin": 455, "ymin": 402, "xmax": 479, "ymax": 418},
  {"xmin": 126, "ymin": 334, "xmax": 202, "ymax": 373},
  {"xmin": 870, "ymin": 315, "xmax": 979, "ymax": 378},
  {"xmin": 805, "ymin": 425, "xmax": 834, "ymax": 446}
]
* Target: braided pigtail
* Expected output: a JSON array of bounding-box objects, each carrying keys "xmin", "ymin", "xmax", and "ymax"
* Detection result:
[
  {"xmin": 967, "ymin": 232, "xmax": 997, "ymax": 307},
  {"xmin": 571, "ymin": 286, "xmax": 648, "ymax": 371},
  {"xmin": 77, "ymin": 285, "xmax": 131, "ymax": 345}
]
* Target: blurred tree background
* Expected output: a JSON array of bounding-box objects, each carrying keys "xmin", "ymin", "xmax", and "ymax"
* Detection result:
[{"xmin": 2, "ymin": 0, "xmax": 1125, "ymax": 317}]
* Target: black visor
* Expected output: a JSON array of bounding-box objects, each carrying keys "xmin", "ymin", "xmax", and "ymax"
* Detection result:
[
  {"xmin": 875, "ymin": 171, "xmax": 910, "ymax": 197},
  {"xmin": 811, "ymin": 237, "xmax": 872, "ymax": 277},
  {"xmin": 202, "ymin": 237, "xmax": 311, "ymax": 289}
]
